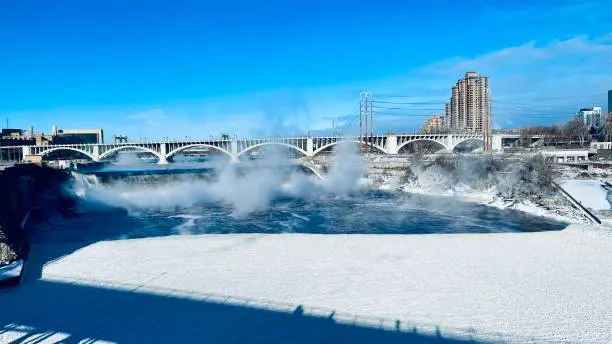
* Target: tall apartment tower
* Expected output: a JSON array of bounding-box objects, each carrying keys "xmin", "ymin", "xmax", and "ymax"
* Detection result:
[{"xmin": 445, "ymin": 71, "xmax": 491, "ymax": 133}]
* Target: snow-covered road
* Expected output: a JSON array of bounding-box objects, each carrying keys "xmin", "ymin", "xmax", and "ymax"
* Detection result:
[{"xmin": 1, "ymin": 225, "xmax": 611, "ymax": 343}]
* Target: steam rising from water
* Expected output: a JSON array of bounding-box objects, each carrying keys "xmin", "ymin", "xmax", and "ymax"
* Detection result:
[
  {"xmin": 324, "ymin": 142, "xmax": 365, "ymax": 196},
  {"xmin": 113, "ymin": 151, "xmax": 144, "ymax": 165},
  {"xmin": 70, "ymin": 141, "xmax": 366, "ymax": 217}
]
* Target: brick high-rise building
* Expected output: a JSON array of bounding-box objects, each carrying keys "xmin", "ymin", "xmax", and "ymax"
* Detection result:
[
  {"xmin": 421, "ymin": 114, "xmax": 445, "ymax": 133},
  {"xmin": 445, "ymin": 71, "xmax": 491, "ymax": 133}
]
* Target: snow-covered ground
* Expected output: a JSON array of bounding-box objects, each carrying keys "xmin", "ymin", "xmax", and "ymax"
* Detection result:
[
  {"xmin": 387, "ymin": 179, "xmax": 590, "ymax": 224},
  {"xmin": 366, "ymin": 164, "xmax": 587, "ymax": 223},
  {"xmin": 368, "ymin": 164, "xmax": 612, "ymax": 224},
  {"xmin": 559, "ymin": 179, "xmax": 611, "ymax": 211},
  {"xmin": 2, "ymin": 226, "xmax": 611, "ymax": 343},
  {"xmin": 366, "ymin": 158, "xmax": 612, "ymax": 224}
]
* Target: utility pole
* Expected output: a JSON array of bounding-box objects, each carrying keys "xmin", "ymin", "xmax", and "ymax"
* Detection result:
[
  {"xmin": 359, "ymin": 92, "xmax": 364, "ymax": 153},
  {"xmin": 365, "ymin": 93, "xmax": 368, "ymax": 152},
  {"xmin": 484, "ymin": 90, "xmax": 492, "ymax": 152},
  {"xmin": 370, "ymin": 92, "xmax": 374, "ymax": 153}
]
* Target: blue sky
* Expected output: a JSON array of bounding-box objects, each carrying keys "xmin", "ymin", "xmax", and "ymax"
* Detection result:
[{"xmin": 1, "ymin": 0, "xmax": 611, "ymax": 140}]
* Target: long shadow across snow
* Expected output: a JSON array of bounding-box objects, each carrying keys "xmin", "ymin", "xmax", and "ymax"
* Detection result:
[{"xmin": 0, "ymin": 280, "xmax": 479, "ymax": 344}]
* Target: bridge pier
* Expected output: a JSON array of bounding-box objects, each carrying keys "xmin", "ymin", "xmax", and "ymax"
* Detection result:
[
  {"xmin": 446, "ymin": 134, "xmax": 454, "ymax": 152},
  {"xmin": 158, "ymin": 143, "xmax": 169, "ymax": 165},
  {"xmin": 492, "ymin": 135, "xmax": 502, "ymax": 151},
  {"xmin": 92, "ymin": 145, "xmax": 101, "ymax": 162},
  {"xmin": 230, "ymin": 140, "xmax": 239, "ymax": 163},
  {"xmin": 306, "ymin": 138, "xmax": 314, "ymax": 157},
  {"xmin": 385, "ymin": 135, "xmax": 398, "ymax": 154}
]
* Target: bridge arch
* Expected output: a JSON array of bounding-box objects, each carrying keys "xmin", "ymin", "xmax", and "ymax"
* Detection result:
[
  {"xmin": 451, "ymin": 138, "xmax": 485, "ymax": 153},
  {"xmin": 98, "ymin": 146, "xmax": 163, "ymax": 161},
  {"xmin": 396, "ymin": 139, "xmax": 449, "ymax": 154},
  {"xmin": 166, "ymin": 144, "xmax": 232, "ymax": 160},
  {"xmin": 38, "ymin": 147, "xmax": 96, "ymax": 160},
  {"xmin": 312, "ymin": 140, "xmax": 386, "ymax": 156},
  {"xmin": 237, "ymin": 142, "xmax": 308, "ymax": 158}
]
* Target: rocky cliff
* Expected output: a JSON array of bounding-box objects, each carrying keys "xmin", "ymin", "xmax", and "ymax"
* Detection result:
[{"xmin": 0, "ymin": 164, "xmax": 65, "ymax": 264}]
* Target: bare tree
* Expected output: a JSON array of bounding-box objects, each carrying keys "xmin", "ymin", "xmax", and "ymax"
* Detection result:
[
  {"xmin": 603, "ymin": 116, "xmax": 612, "ymax": 142},
  {"xmin": 565, "ymin": 119, "xmax": 589, "ymax": 147},
  {"xmin": 519, "ymin": 126, "xmax": 532, "ymax": 148}
]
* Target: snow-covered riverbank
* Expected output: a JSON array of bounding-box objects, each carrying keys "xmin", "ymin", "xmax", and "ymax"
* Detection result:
[
  {"xmin": 2, "ymin": 224, "xmax": 610, "ymax": 343},
  {"xmin": 397, "ymin": 181, "xmax": 591, "ymax": 224},
  {"xmin": 367, "ymin": 172, "xmax": 591, "ymax": 225},
  {"xmin": 366, "ymin": 156, "xmax": 606, "ymax": 225}
]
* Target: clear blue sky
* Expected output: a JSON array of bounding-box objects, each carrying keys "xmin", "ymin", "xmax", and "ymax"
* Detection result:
[{"xmin": 1, "ymin": 0, "xmax": 610, "ymax": 140}]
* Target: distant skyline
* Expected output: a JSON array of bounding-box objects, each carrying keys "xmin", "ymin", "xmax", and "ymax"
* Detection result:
[{"xmin": 1, "ymin": 0, "xmax": 611, "ymax": 140}]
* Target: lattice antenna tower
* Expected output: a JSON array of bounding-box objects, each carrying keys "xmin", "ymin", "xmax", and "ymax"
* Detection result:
[
  {"xmin": 370, "ymin": 93, "xmax": 374, "ymax": 152},
  {"xmin": 359, "ymin": 91, "xmax": 373, "ymax": 153}
]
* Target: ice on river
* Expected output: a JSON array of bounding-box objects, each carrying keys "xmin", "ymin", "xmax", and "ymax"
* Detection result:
[{"xmin": 1, "ymin": 224, "xmax": 611, "ymax": 343}]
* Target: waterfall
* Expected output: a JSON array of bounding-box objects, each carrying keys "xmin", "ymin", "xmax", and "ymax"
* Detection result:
[{"xmin": 70, "ymin": 172, "xmax": 100, "ymax": 197}]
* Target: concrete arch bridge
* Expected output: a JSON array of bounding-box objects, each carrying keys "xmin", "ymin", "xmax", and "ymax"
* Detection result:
[{"xmin": 20, "ymin": 133, "xmax": 502, "ymax": 164}]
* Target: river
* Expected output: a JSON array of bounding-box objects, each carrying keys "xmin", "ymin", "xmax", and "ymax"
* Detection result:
[{"xmin": 26, "ymin": 160, "xmax": 566, "ymax": 246}]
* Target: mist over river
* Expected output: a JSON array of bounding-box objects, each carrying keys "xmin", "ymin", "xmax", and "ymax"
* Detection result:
[{"xmin": 26, "ymin": 155, "xmax": 566, "ymax": 245}]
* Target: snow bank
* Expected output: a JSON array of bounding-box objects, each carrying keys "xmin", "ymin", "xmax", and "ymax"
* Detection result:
[
  {"xmin": 4, "ymin": 227, "xmax": 610, "ymax": 343},
  {"xmin": 560, "ymin": 179, "xmax": 611, "ymax": 210},
  {"xmin": 400, "ymin": 182, "xmax": 496, "ymax": 204}
]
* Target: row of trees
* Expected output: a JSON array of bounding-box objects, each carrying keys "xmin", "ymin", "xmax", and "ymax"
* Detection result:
[
  {"xmin": 520, "ymin": 119, "xmax": 589, "ymax": 147},
  {"xmin": 416, "ymin": 113, "xmax": 612, "ymax": 148},
  {"xmin": 519, "ymin": 116, "xmax": 612, "ymax": 147}
]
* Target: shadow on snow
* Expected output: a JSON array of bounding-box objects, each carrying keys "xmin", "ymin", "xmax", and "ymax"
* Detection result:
[{"xmin": 1, "ymin": 279, "xmax": 480, "ymax": 344}]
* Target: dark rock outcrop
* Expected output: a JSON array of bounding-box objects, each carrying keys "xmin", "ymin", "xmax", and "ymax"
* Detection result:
[{"xmin": 0, "ymin": 164, "xmax": 66, "ymax": 265}]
